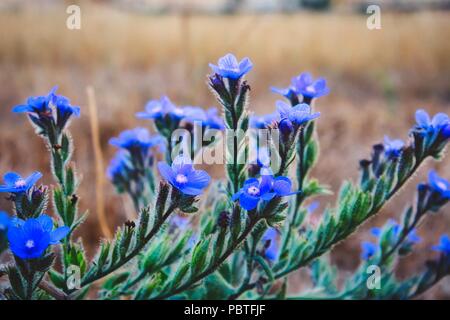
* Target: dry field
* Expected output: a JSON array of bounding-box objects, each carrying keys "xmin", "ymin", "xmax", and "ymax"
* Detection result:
[{"xmin": 0, "ymin": 3, "xmax": 449, "ymax": 297}]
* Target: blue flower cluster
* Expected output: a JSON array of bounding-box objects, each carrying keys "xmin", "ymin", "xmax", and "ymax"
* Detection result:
[
  {"xmin": 361, "ymin": 220, "xmax": 421, "ymax": 260},
  {"xmin": 232, "ymin": 172, "xmax": 296, "ymax": 211},
  {"xmin": 136, "ymin": 96, "xmax": 224, "ymax": 135},
  {"xmin": 13, "ymin": 87, "xmax": 80, "ymax": 136},
  {"xmin": 415, "ymin": 109, "xmax": 450, "ymax": 139},
  {"xmin": 272, "ymin": 72, "xmax": 330, "ymax": 103}
]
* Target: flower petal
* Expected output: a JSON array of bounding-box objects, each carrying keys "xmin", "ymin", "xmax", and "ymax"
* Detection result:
[
  {"xmin": 50, "ymin": 226, "xmax": 70, "ymax": 245},
  {"xmin": 239, "ymin": 193, "xmax": 259, "ymax": 211},
  {"xmin": 3, "ymin": 172, "xmax": 21, "ymax": 186},
  {"xmin": 157, "ymin": 162, "xmax": 175, "ymax": 185}
]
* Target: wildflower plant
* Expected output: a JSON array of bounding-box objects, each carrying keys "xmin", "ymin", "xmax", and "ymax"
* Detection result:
[{"xmin": 0, "ymin": 54, "xmax": 449, "ymax": 300}]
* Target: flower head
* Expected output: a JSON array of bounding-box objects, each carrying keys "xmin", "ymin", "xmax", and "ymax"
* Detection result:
[
  {"xmin": 184, "ymin": 107, "xmax": 225, "ymax": 130},
  {"xmin": 415, "ymin": 109, "xmax": 449, "ymax": 138},
  {"xmin": 272, "ymin": 72, "xmax": 329, "ymax": 100},
  {"xmin": 107, "ymin": 150, "xmax": 131, "ymax": 183},
  {"xmin": 262, "ymin": 228, "xmax": 279, "ymax": 261},
  {"xmin": 0, "ymin": 211, "xmax": 11, "ymax": 232},
  {"xmin": 109, "ymin": 128, "xmax": 165, "ymax": 154},
  {"xmin": 0, "ymin": 172, "xmax": 42, "ymax": 194},
  {"xmin": 383, "ymin": 135, "xmax": 404, "ymax": 158},
  {"xmin": 136, "ymin": 96, "xmax": 185, "ymax": 121},
  {"xmin": 12, "ymin": 87, "xmax": 56, "ymax": 115},
  {"xmin": 7, "ymin": 214, "xmax": 70, "ymax": 259},
  {"xmin": 13, "ymin": 87, "xmax": 80, "ymax": 130},
  {"xmin": 432, "ymin": 234, "xmax": 450, "ymax": 255},
  {"xmin": 157, "ymin": 155, "xmax": 211, "ymax": 196},
  {"xmin": 52, "ymin": 93, "xmax": 80, "ymax": 129},
  {"xmin": 209, "ymin": 53, "xmax": 253, "ymax": 80},
  {"xmin": 428, "ymin": 170, "xmax": 450, "ymax": 200},
  {"xmin": 232, "ymin": 173, "xmax": 296, "ymax": 211},
  {"xmin": 277, "ymin": 101, "xmax": 320, "ymax": 127},
  {"xmin": 361, "ymin": 241, "xmax": 378, "ymax": 260},
  {"xmin": 250, "ymin": 112, "xmax": 280, "ymax": 129}
]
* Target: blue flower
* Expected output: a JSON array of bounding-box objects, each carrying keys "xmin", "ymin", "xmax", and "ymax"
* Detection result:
[
  {"xmin": 428, "ymin": 170, "xmax": 450, "ymax": 200},
  {"xmin": 307, "ymin": 201, "xmax": 320, "ymax": 215},
  {"xmin": 262, "ymin": 228, "xmax": 279, "ymax": 261},
  {"xmin": 12, "ymin": 87, "xmax": 56, "ymax": 115},
  {"xmin": 0, "ymin": 172, "xmax": 42, "ymax": 194},
  {"xmin": 232, "ymin": 173, "xmax": 296, "ymax": 211},
  {"xmin": 209, "ymin": 53, "xmax": 253, "ymax": 80},
  {"xmin": 250, "ymin": 112, "xmax": 280, "ymax": 129},
  {"xmin": 136, "ymin": 96, "xmax": 185, "ymax": 121},
  {"xmin": 109, "ymin": 128, "xmax": 165, "ymax": 154},
  {"xmin": 0, "ymin": 211, "xmax": 11, "ymax": 232},
  {"xmin": 7, "ymin": 214, "xmax": 70, "ymax": 260},
  {"xmin": 107, "ymin": 150, "xmax": 131, "ymax": 181},
  {"xmin": 370, "ymin": 220, "xmax": 421, "ymax": 251},
  {"xmin": 432, "ymin": 234, "xmax": 450, "ymax": 255},
  {"xmin": 272, "ymin": 72, "xmax": 329, "ymax": 100},
  {"xmin": 158, "ymin": 155, "xmax": 211, "ymax": 196},
  {"xmin": 52, "ymin": 93, "xmax": 80, "ymax": 129},
  {"xmin": 13, "ymin": 87, "xmax": 80, "ymax": 130},
  {"xmin": 383, "ymin": 136, "xmax": 404, "ymax": 158},
  {"xmin": 277, "ymin": 101, "xmax": 320, "ymax": 127},
  {"xmin": 415, "ymin": 109, "xmax": 449, "ymax": 138},
  {"xmin": 184, "ymin": 107, "xmax": 225, "ymax": 130},
  {"xmin": 361, "ymin": 241, "xmax": 378, "ymax": 260}
]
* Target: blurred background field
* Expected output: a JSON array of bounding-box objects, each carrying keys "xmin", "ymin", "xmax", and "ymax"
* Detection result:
[{"xmin": 0, "ymin": 0, "xmax": 449, "ymax": 298}]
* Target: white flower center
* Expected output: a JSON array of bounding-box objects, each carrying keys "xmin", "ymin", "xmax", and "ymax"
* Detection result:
[
  {"xmin": 247, "ymin": 186, "xmax": 260, "ymax": 196},
  {"xmin": 436, "ymin": 181, "xmax": 447, "ymax": 191},
  {"xmin": 306, "ymin": 85, "xmax": 315, "ymax": 93},
  {"xmin": 175, "ymin": 174, "xmax": 188, "ymax": 184},
  {"xmin": 25, "ymin": 240, "xmax": 35, "ymax": 249},
  {"xmin": 14, "ymin": 179, "xmax": 27, "ymax": 187}
]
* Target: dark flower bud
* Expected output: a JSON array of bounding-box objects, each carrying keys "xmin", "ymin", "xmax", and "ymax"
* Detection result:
[
  {"xmin": 248, "ymin": 164, "xmax": 260, "ymax": 177},
  {"xmin": 70, "ymin": 194, "xmax": 79, "ymax": 205},
  {"xmin": 125, "ymin": 220, "xmax": 136, "ymax": 229},
  {"xmin": 217, "ymin": 211, "xmax": 230, "ymax": 229},
  {"xmin": 371, "ymin": 143, "xmax": 384, "ymax": 174},
  {"xmin": 279, "ymin": 118, "xmax": 294, "ymax": 137}
]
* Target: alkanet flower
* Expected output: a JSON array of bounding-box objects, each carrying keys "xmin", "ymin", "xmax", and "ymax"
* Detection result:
[
  {"xmin": 209, "ymin": 53, "xmax": 253, "ymax": 80},
  {"xmin": 277, "ymin": 101, "xmax": 320, "ymax": 127},
  {"xmin": 184, "ymin": 107, "xmax": 225, "ymax": 130},
  {"xmin": 361, "ymin": 241, "xmax": 378, "ymax": 260},
  {"xmin": 0, "ymin": 172, "xmax": 43, "ymax": 194},
  {"xmin": 13, "ymin": 87, "xmax": 80, "ymax": 130},
  {"xmin": 107, "ymin": 150, "xmax": 132, "ymax": 184},
  {"xmin": 109, "ymin": 128, "xmax": 165, "ymax": 154},
  {"xmin": 52, "ymin": 94, "xmax": 80, "ymax": 129},
  {"xmin": 0, "ymin": 211, "xmax": 10, "ymax": 232},
  {"xmin": 432, "ymin": 234, "xmax": 450, "ymax": 255},
  {"xmin": 371, "ymin": 222, "xmax": 421, "ymax": 247},
  {"xmin": 272, "ymin": 72, "xmax": 329, "ymax": 100},
  {"xmin": 232, "ymin": 173, "xmax": 296, "ymax": 211},
  {"xmin": 157, "ymin": 155, "xmax": 211, "ymax": 196},
  {"xmin": 428, "ymin": 170, "xmax": 450, "ymax": 200},
  {"xmin": 414, "ymin": 109, "xmax": 450, "ymax": 138},
  {"xmin": 136, "ymin": 96, "xmax": 185, "ymax": 121},
  {"xmin": 262, "ymin": 228, "xmax": 279, "ymax": 261},
  {"xmin": 383, "ymin": 136, "xmax": 404, "ymax": 158},
  {"xmin": 12, "ymin": 87, "xmax": 56, "ymax": 115},
  {"xmin": 7, "ymin": 214, "xmax": 70, "ymax": 260},
  {"xmin": 250, "ymin": 112, "xmax": 280, "ymax": 129}
]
